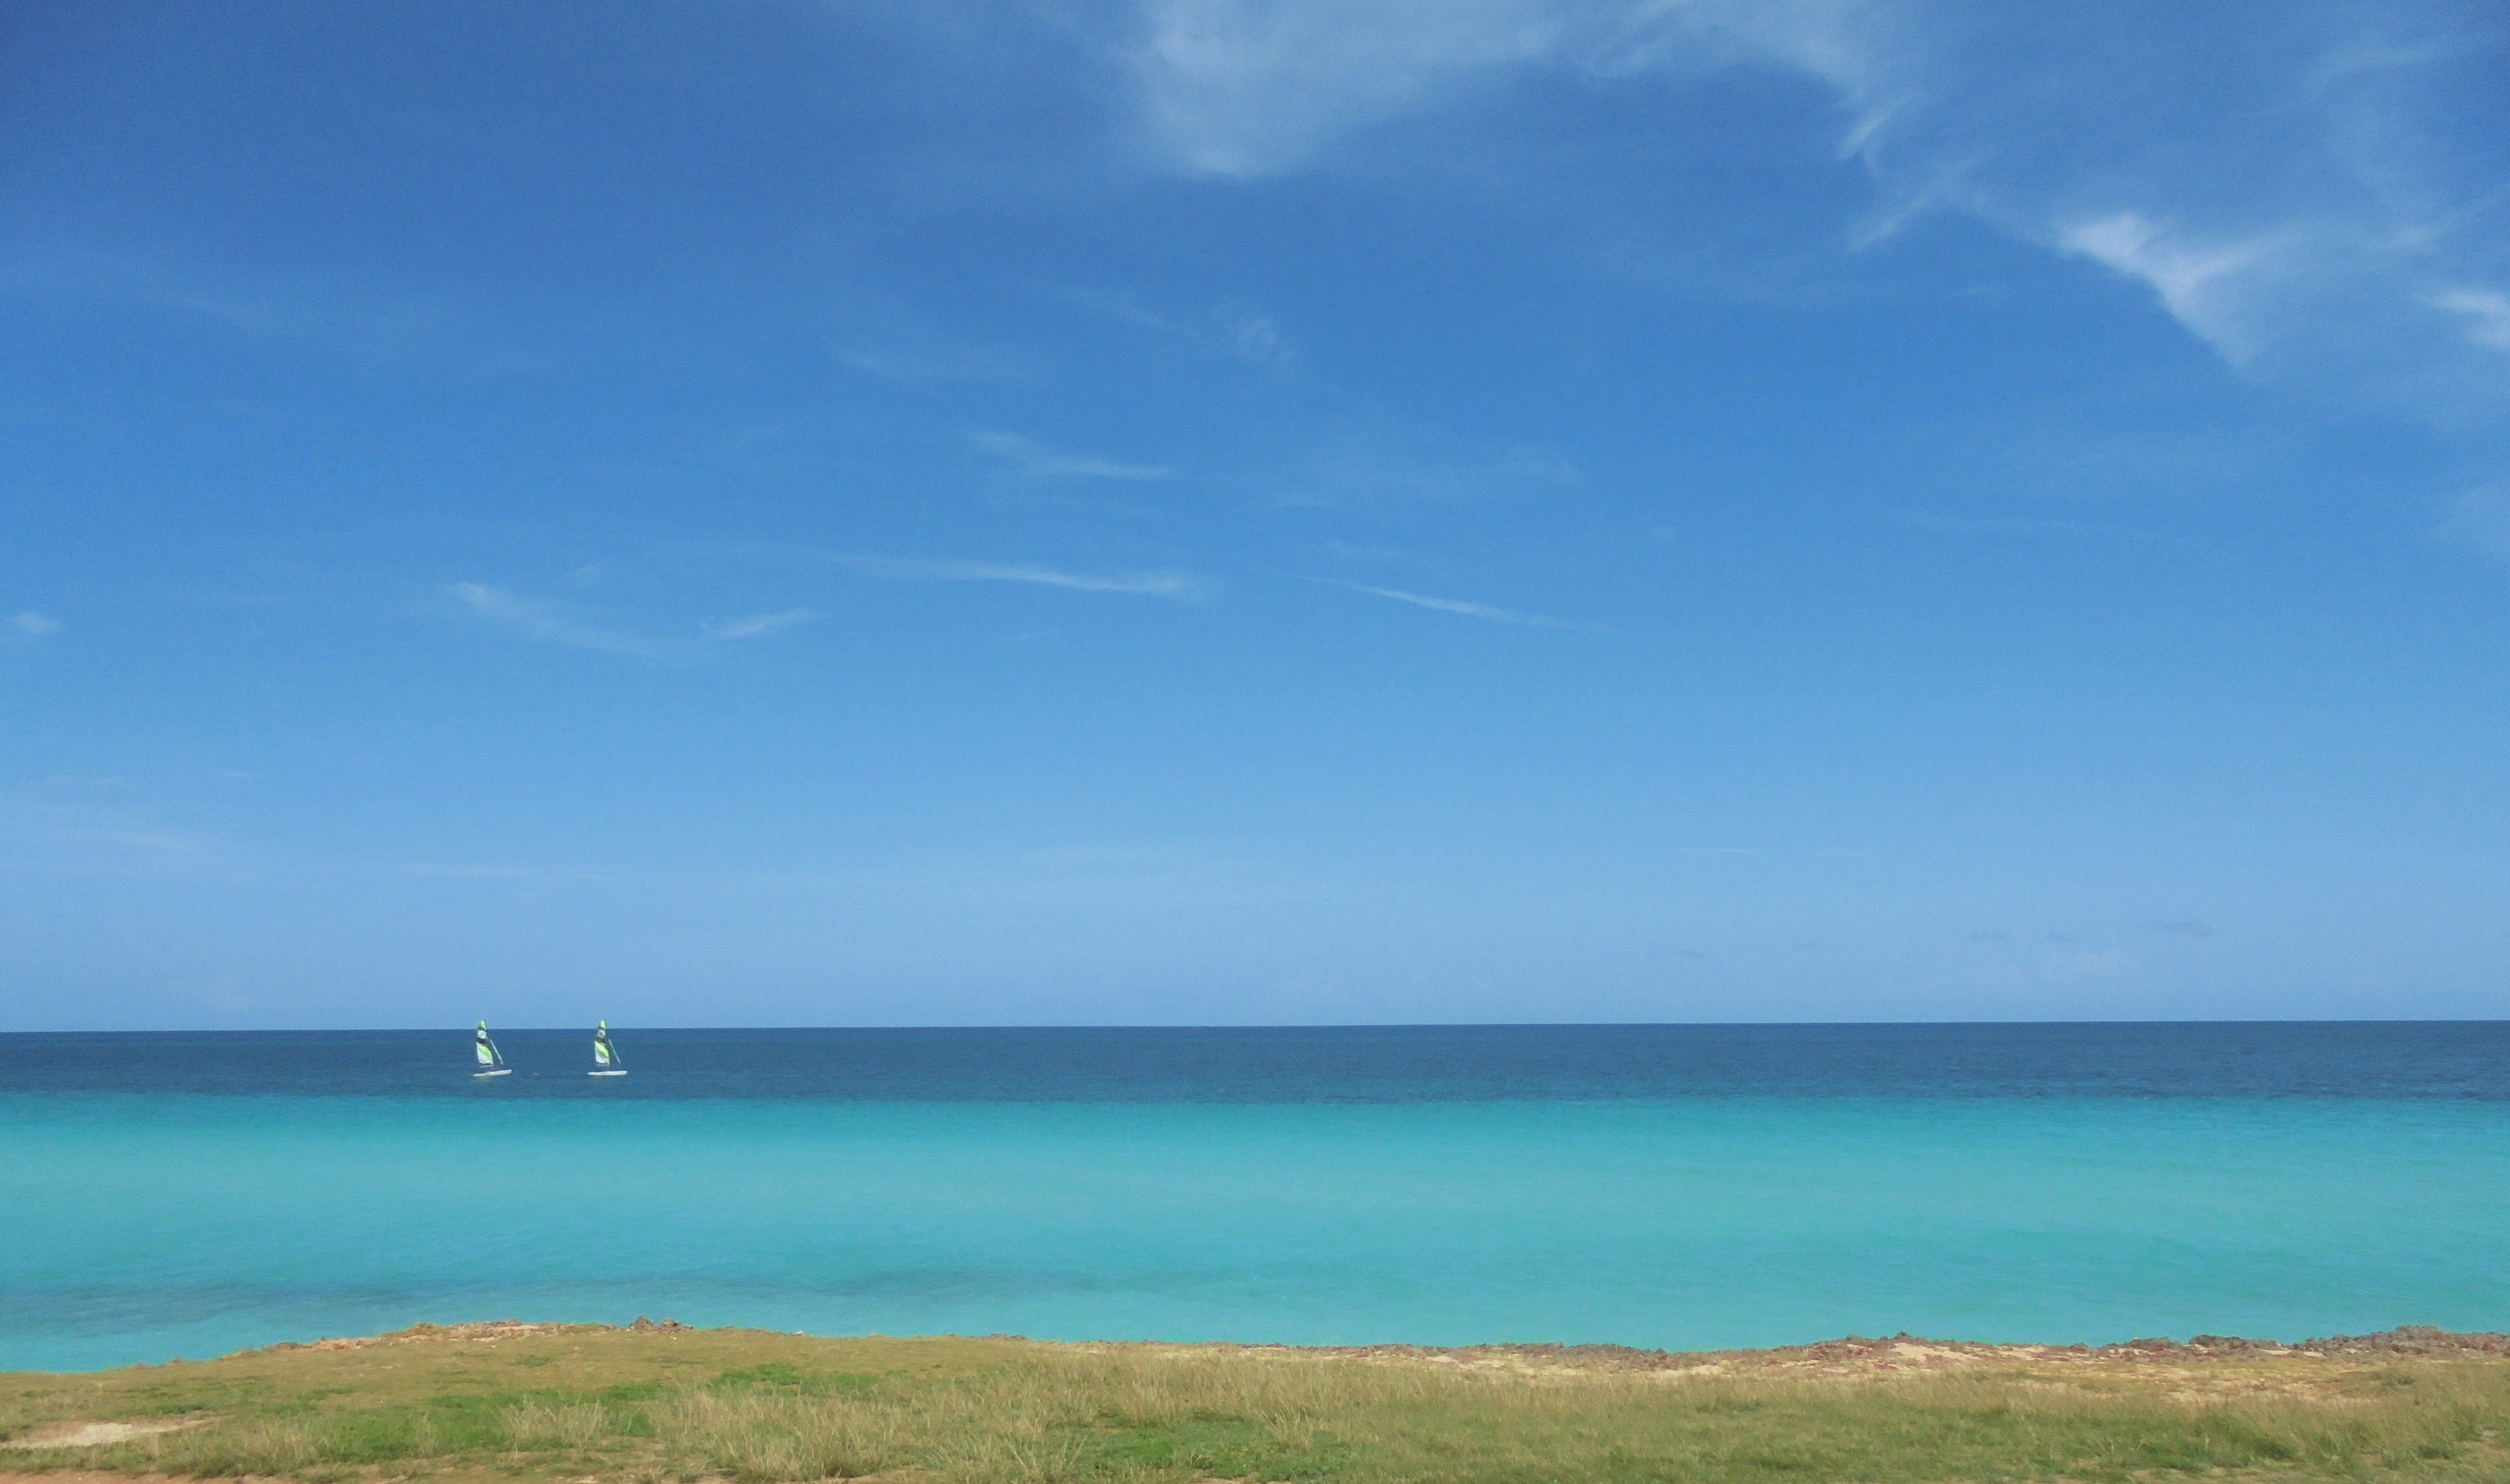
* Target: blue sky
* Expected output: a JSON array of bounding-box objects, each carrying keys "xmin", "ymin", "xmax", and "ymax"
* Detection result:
[{"xmin": 3, "ymin": 0, "xmax": 2507, "ymax": 1029}]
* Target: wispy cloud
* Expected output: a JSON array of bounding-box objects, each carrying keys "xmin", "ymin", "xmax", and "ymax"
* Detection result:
[
  {"xmin": 449, "ymin": 583, "xmax": 670, "ymax": 657},
  {"xmin": 838, "ymin": 341, "xmax": 1034, "ymax": 384},
  {"xmin": 2429, "ymin": 287, "xmax": 2510, "ymax": 352},
  {"xmin": 734, "ymin": 546, "xmax": 1216, "ymax": 601},
  {"xmin": 830, "ymin": 293, "xmax": 1039, "ymax": 383},
  {"xmin": 1219, "ymin": 304, "xmax": 1293, "ymax": 365},
  {"xmin": 1303, "ymin": 576, "xmax": 1599, "ymax": 630},
  {"xmin": 1130, "ymin": 0, "xmax": 1564, "ymax": 178},
  {"xmin": 1321, "ymin": 539, "xmax": 1441, "ymax": 567},
  {"xmin": 971, "ymin": 430, "xmax": 1173, "ymax": 479},
  {"xmin": 861, "ymin": 557, "xmax": 1213, "ymax": 599},
  {"xmin": 0, "ymin": 782, "xmax": 236, "ymax": 881},
  {"xmin": 706, "ymin": 609, "xmax": 819, "ymax": 641},
  {"xmin": 2059, "ymin": 213, "xmax": 2279, "ymax": 363},
  {"xmin": 1055, "ymin": 286, "xmax": 1297, "ymax": 367},
  {"xmin": 6, "ymin": 611, "xmax": 59, "ymax": 643},
  {"xmin": 1, "ymin": 247, "xmax": 509, "ymax": 368},
  {"xmin": 1885, "ymin": 508, "xmax": 2147, "ymax": 540},
  {"xmin": 405, "ymin": 861, "xmax": 624, "ymax": 884},
  {"xmin": 449, "ymin": 587, "xmax": 820, "ymax": 655},
  {"xmin": 1121, "ymin": 0, "xmax": 2510, "ymax": 396}
]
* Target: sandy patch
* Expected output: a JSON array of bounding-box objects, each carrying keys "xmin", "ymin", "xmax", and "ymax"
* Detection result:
[
  {"xmin": 1083, "ymin": 1325, "xmax": 2510, "ymax": 1394},
  {"xmin": 238, "ymin": 1316, "xmax": 694, "ymax": 1358},
  {"xmin": 0, "ymin": 1475, "xmax": 282, "ymax": 1484},
  {"xmin": 250, "ymin": 1320, "xmax": 583, "ymax": 1353},
  {"xmin": 2, "ymin": 1417, "xmax": 217, "ymax": 1450}
]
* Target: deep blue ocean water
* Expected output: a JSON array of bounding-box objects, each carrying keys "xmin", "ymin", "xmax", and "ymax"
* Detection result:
[{"xmin": 5, "ymin": 1024, "xmax": 2508, "ymax": 1373}]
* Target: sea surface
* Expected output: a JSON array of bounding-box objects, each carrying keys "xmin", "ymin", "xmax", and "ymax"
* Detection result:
[{"xmin": 5, "ymin": 1024, "xmax": 2509, "ymax": 1373}]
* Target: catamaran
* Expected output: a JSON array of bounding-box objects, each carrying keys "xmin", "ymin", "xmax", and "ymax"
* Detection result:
[
  {"xmin": 473, "ymin": 1021, "xmax": 511, "ymax": 1078},
  {"xmin": 590, "ymin": 1020, "xmax": 626, "ymax": 1077}
]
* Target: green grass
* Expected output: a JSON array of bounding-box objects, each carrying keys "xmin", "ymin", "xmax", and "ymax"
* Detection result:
[{"xmin": 3, "ymin": 1325, "xmax": 2506, "ymax": 1484}]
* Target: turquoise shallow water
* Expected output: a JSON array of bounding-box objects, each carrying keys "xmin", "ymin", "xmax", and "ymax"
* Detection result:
[{"xmin": 8, "ymin": 1087, "xmax": 2510, "ymax": 1372}]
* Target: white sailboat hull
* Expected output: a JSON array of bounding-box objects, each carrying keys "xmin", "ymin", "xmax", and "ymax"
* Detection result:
[
  {"xmin": 588, "ymin": 1069, "xmax": 627, "ymax": 1076},
  {"xmin": 473, "ymin": 1068, "xmax": 511, "ymax": 1078}
]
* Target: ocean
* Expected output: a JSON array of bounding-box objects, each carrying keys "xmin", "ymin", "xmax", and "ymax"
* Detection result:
[{"xmin": 5, "ymin": 1024, "xmax": 2508, "ymax": 1373}]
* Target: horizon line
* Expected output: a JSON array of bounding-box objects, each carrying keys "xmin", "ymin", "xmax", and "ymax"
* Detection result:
[{"xmin": 2, "ymin": 1018, "xmax": 2499, "ymax": 1034}]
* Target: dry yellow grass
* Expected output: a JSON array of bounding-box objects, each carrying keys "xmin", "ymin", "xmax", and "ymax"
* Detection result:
[{"xmin": 3, "ymin": 1322, "xmax": 2506, "ymax": 1484}]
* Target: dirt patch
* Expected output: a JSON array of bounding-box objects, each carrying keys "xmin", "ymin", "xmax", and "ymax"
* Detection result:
[
  {"xmin": 0, "ymin": 1475, "xmax": 282, "ymax": 1484},
  {"xmin": 2, "ymin": 1417, "xmax": 219, "ymax": 1450},
  {"xmin": 248, "ymin": 1320, "xmax": 585, "ymax": 1353},
  {"xmin": 206, "ymin": 1318, "xmax": 2510, "ymax": 1386},
  {"xmin": 1104, "ymin": 1325, "xmax": 2510, "ymax": 1384},
  {"xmin": 1383, "ymin": 1324, "xmax": 2510, "ymax": 1373},
  {"xmin": 241, "ymin": 1317, "xmax": 690, "ymax": 1357}
]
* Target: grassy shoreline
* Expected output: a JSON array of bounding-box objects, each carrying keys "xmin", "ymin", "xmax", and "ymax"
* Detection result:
[{"xmin": 6, "ymin": 1321, "xmax": 2508, "ymax": 1484}]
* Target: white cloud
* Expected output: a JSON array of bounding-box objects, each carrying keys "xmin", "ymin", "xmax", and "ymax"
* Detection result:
[
  {"xmin": 838, "ymin": 341, "xmax": 1033, "ymax": 384},
  {"xmin": 830, "ymin": 292, "xmax": 1038, "ymax": 383},
  {"xmin": 1055, "ymin": 286, "xmax": 1297, "ymax": 367},
  {"xmin": 2059, "ymin": 213, "xmax": 2278, "ymax": 363},
  {"xmin": 405, "ymin": 861, "xmax": 623, "ymax": 884},
  {"xmin": 452, "ymin": 585, "xmax": 828, "ymax": 653},
  {"xmin": 1121, "ymin": 0, "xmax": 2509, "ymax": 389},
  {"xmin": 0, "ymin": 785, "xmax": 233, "ymax": 881},
  {"xmin": 710, "ymin": 545, "xmax": 1221, "ymax": 601},
  {"xmin": 971, "ymin": 430, "xmax": 1173, "ymax": 479},
  {"xmin": 1, "ymin": 247, "xmax": 509, "ymax": 368},
  {"xmin": 7, "ymin": 611, "xmax": 59, "ymax": 641},
  {"xmin": 1884, "ymin": 508, "xmax": 2139, "ymax": 540},
  {"xmin": 706, "ymin": 609, "xmax": 819, "ymax": 641},
  {"xmin": 449, "ymin": 583, "xmax": 668, "ymax": 656},
  {"xmin": 1131, "ymin": 0, "xmax": 1565, "ymax": 177},
  {"xmin": 882, "ymin": 558, "xmax": 1212, "ymax": 599},
  {"xmin": 2428, "ymin": 287, "xmax": 2510, "ymax": 352},
  {"xmin": 1215, "ymin": 300, "xmax": 1294, "ymax": 365},
  {"xmin": 1306, "ymin": 576, "xmax": 1598, "ymax": 630}
]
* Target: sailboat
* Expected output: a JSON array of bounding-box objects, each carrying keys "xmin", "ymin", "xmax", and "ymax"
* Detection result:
[
  {"xmin": 473, "ymin": 1021, "xmax": 511, "ymax": 1078},
  {"xmin": 589, "ymin": 1020, "xmax": 626, "ymax": 1077}
]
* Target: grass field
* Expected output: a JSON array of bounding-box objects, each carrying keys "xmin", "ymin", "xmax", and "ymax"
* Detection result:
[{"xmin": 5, "ymin": 1322, "xmax": 2508, "ymax": 1484}]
